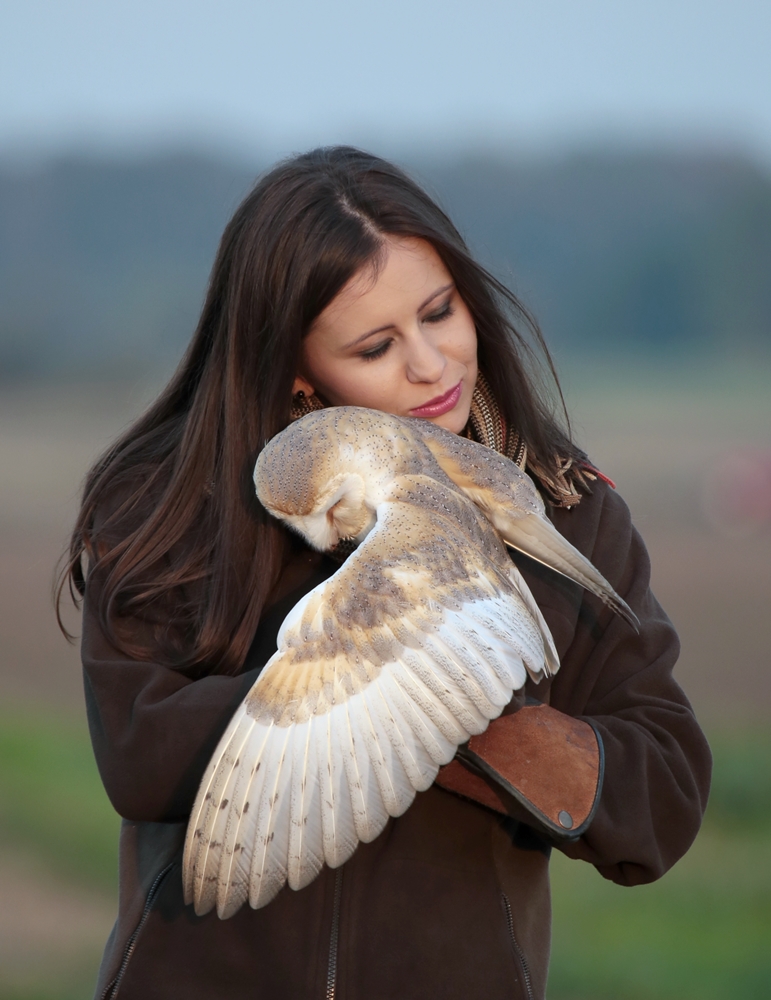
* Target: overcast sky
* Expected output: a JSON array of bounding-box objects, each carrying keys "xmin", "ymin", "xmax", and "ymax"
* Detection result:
[{"xmin": 2, "ymin": 0, "xmax": 770, "ymax": 163}]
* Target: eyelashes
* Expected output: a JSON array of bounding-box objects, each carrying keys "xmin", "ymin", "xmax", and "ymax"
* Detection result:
[
  {"xmin": 424, "ymin": 301, "xmax": 454, "ymax": 324},
  {"xmin": 360, "ymin": 340, "xmax": 391, "ymax": 362},
  {"xmin": 358, "ymin": 299, "xmax": 455, "ymax": 362}
]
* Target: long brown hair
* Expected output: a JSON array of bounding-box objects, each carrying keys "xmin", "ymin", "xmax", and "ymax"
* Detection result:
[{"xmin": 58, "ymin": 145, "xmax": 584, "ymax": 675}]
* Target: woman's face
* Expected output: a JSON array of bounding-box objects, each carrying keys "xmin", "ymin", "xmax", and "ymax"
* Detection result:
[{"xmin": 294, "ymin": 237, "xmax": 478, "ymax": 434}]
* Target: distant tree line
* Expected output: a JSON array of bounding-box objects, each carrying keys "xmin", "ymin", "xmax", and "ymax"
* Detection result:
[{"xmin": 0, "ymin": 148, "xmax": 769, "ymax": 379}]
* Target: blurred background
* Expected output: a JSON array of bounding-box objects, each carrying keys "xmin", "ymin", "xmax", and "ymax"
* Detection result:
[{"xmin": 1, "ymin": 1, "xmax": 770, "ymax": 997}]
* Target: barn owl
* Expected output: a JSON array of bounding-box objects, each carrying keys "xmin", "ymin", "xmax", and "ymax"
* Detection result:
[{"xmin": 183, "ymin": 407, "xmax": 635, "ymax": 919}]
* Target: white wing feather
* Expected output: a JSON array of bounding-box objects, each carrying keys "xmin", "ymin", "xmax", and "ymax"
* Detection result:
[{"xmin": 183, "ymin": 498, "xmax": 555, "ymax": 917}]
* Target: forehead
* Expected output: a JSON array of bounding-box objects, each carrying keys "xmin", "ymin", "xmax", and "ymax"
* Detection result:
[{"xmin": 313, "ymin": 237, "xmax": 451, "ymax": 336}]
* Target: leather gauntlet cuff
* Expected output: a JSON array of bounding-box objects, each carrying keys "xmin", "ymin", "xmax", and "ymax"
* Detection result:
[{"xmin": 435, "ymin": 703, "xmax": 604, "ymax": 841}]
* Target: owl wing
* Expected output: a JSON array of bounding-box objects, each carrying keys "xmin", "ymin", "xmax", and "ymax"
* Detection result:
[
  {"xmin": 414, "ymin": 420, "xmax": 639, "ymax": 630},
  {"xmin": 183, "ymin": 475, "xmax": 553, "ymax": 920}
]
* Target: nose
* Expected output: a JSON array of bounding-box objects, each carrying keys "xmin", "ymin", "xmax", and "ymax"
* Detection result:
[{"xmin": 405, "ymin": 328, "xmax": 446, "ymax": 384}]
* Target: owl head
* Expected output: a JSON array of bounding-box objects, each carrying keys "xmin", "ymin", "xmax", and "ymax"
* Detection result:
[{"xmin": 253, "ymin": 409, "xmax": 395, "ymax": 550}]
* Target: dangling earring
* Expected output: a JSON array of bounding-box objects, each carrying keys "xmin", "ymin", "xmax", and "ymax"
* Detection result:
[{"xmin": 290, "ymin": 389, "xmax": 326, "ymax": 421}]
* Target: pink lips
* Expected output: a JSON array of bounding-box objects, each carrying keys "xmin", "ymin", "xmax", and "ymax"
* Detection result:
[{"xmin": 409, "ymin": 381, "xmax": 463, "ymax": 418}]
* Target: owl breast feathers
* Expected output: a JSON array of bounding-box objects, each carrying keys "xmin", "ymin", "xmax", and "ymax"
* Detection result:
[{"xmin": 183, "ymin": 407, "xmax": 636, "ymax": 919}]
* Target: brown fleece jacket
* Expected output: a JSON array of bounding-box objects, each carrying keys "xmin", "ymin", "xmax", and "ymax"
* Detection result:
[{"xmin": 82, "ymin": 479, "xmax": 711, "ymax": 1000}]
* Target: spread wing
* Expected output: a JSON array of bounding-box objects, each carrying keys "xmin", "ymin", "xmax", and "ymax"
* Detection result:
[
  {"xmin": 414, "ymin": 420, "xmax": 639, "ymax": 630},
  {"xmin": 183, "ymin": 475, "xmax": 556, "ymax": 919}
]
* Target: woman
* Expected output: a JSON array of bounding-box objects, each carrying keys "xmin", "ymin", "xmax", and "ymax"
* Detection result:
[{"xmin": 61, "ymin": 146, "xmax": 711, "ymax": 1000}]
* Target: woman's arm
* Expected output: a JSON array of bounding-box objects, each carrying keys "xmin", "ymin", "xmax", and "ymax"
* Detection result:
[
  {"xmin": 82, "ymin": 592, "xmax": 260, "ymax": 823},
  {"xmin": 81, "ymin": 541, "xmax": 333, "ymax": 824},
  {"xmin": 547, "ymin": 482, "xmax": 712, "ymax": 885},
  {"xmin": 438, "ymin": 480, "xmax": 711, "ymax": 883}
]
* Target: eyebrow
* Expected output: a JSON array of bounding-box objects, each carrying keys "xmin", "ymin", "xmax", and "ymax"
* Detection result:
[{"xmin": 341, "ymin": 282, "xmax": 455, "ymax": 350}]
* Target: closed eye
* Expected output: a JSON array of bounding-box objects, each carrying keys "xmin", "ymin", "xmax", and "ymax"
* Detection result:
[
  {"xmin": 360, "ymin": 339, "xmax": 392, "ymax": 361},
  {"xmin": 424, "ymin": 299, "xmax": 454, "ymax": 324}
]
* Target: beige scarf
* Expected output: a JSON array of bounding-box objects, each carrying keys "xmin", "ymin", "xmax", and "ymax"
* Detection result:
[{"xmin": 464, "ymin": 372, "xmax": 592, "ymax": 509}]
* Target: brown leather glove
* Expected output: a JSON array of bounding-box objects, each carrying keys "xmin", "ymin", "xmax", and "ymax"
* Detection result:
[{"xmin": 435, "ymin": 702, "xmax": 603, "ymax": 841}]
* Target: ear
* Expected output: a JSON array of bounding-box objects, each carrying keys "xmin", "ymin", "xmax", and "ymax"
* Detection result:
[{"xmin": 292, "ymin": 374, "xmax": 315, "ymax": 396}]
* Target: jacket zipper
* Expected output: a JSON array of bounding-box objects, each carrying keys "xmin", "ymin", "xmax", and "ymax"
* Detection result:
[
  {"xmin": 101, "ymin": 862, "xmax": 177, "ymax": 1000},
  {"xmin": 501, "ymin": 892, "xmax": 535, "ymax": 1000},
  {"xmin": 325, "ymin": 867, "xmax": 344, "ymax": 1000}
]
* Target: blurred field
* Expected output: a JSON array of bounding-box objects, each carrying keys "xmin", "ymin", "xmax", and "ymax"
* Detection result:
[{"xmin": 1, "ymin": 367, "xmax": 770, "ymax": 999}]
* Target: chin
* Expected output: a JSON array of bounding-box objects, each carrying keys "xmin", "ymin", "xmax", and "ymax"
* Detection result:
[{"xmin": 428, "ymin": 407, "xmax": 471, "ymax": 435}]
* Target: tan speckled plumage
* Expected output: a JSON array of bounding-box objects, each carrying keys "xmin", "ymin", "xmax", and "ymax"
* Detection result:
[{"xmin": 183, "ymin": 408, "xmax": 635, "ymax": 919}]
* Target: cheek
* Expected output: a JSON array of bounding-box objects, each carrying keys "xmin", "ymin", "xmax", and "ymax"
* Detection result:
[
  {"xmin": 462, "ymin": 329, "xmax": 478, "ymax": 365},
  {"xmin": 311, "ymin": 361, "xmax": 401, "ymax": 410},
  {"xmin": 448, "ymin": 306, "xmax": 478, "ymax": 362}
]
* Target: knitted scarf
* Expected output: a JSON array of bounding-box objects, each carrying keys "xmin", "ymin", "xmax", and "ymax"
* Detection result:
[{"xmin": 464, "ymin": 372, "xmax": 594, "ymax": 509}]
